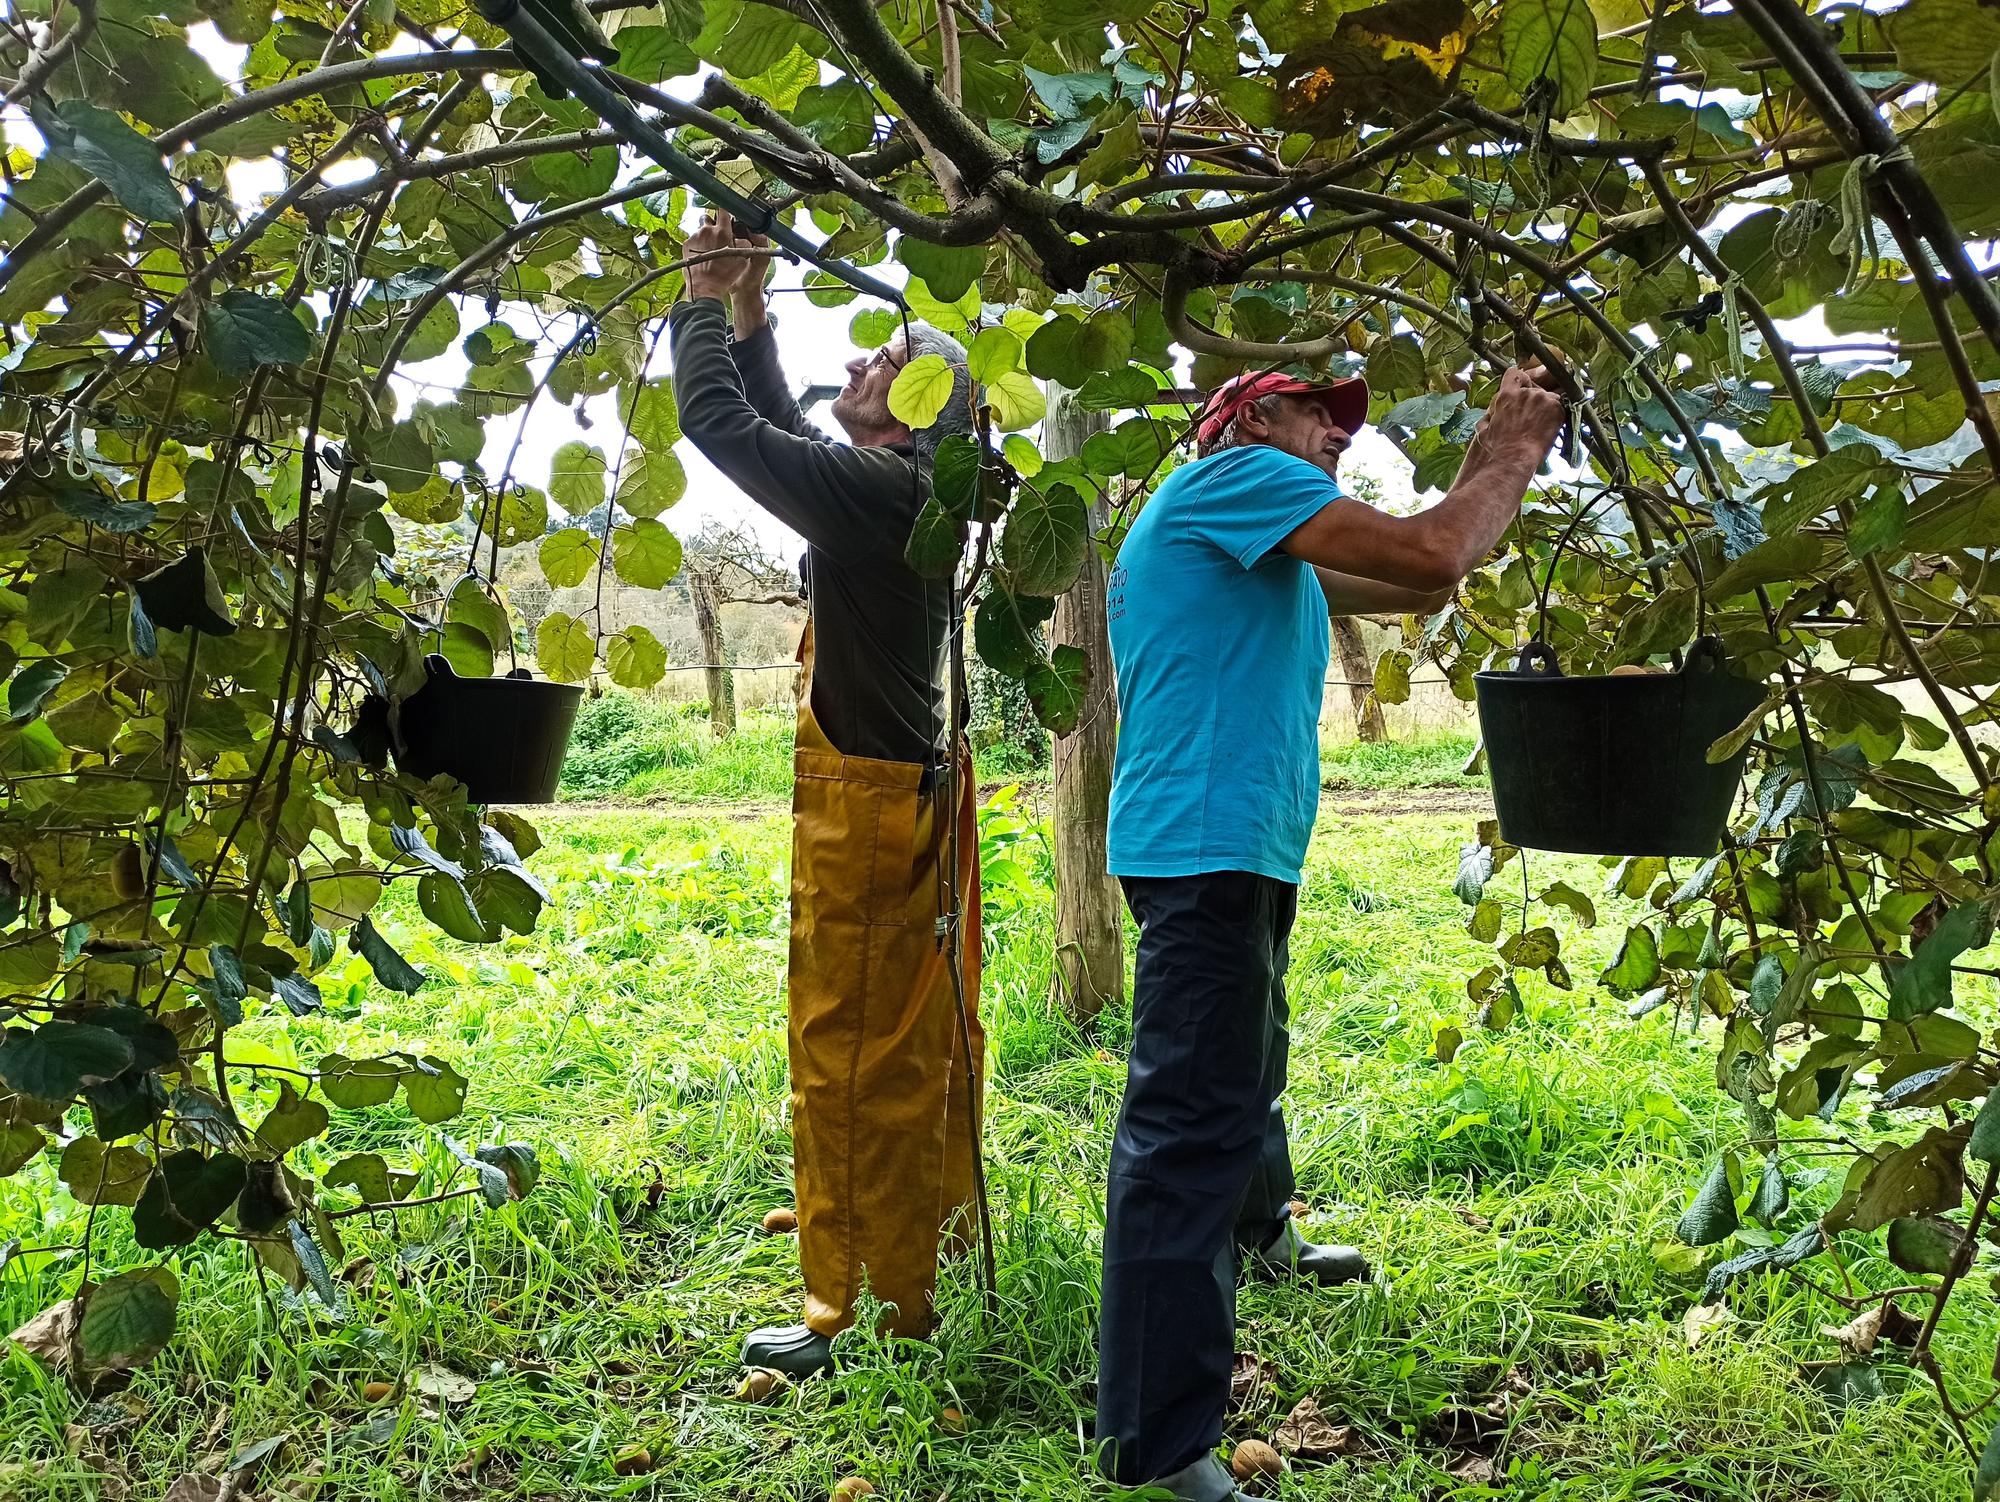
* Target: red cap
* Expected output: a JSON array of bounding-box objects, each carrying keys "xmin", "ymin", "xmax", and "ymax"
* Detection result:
[{"xmin": 1195, "ymin": 371, "xmax": 1370, "ymax": 446}]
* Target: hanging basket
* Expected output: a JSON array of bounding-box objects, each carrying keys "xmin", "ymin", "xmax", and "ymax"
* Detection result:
[
  {"xmin": 391, "ymin": 655, "xmax": 583, "ymax": 805},
  {"xmin": 1473, "ymin": 638, "xmax": 1767, "ymax": 858}
]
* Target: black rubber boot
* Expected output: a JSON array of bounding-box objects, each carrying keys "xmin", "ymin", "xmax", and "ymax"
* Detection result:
[
  {"xmin": 1246, "ymin": 1221, "xmax": 1370, "ymax": 1286},
  {"xmin": 741, "ymin": 1323, "xmax": 834, "ymax": 1378},
  {"xmin": 1150, "ymin": 1454, "xmax": 1252, "ymax": 1501}
]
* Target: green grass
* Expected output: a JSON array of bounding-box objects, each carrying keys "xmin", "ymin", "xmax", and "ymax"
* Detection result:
[
  {"xmin": 1320, "ymin": 731, "xmax": 1484, "ymax": 792},
  {"xmin": 560, "ymin": 694, "xmax": 797, "ymax": 804},
  {"xmin": 2, "ymin": 806, "xmax": 1989, "ymax": 1501}
]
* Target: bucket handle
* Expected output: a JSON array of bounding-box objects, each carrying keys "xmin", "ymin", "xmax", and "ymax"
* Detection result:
[
  {"xmin": 1516, "ymin": 633, "xmax": 1733, "ymax": 678},
  {"xmin": 1512, "ymin": 640, "xmax": 1562, "ymax": 676},
  {"xmin": 1529, "ymin": 484, "xmax": 1712, "ymax": 652}
]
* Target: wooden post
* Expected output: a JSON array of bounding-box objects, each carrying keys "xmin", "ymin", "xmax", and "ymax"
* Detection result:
[
  {"xmin": 1044, "ymin": 387, "xmax": 1124, "ymax": 1027},
  {"xmin": 1331, "ymin": 615, "xmax": 1387, "ymax": 743},
  {"xmin": 689, "ymin": 567, "xmax": 736, "ymax": 739}
]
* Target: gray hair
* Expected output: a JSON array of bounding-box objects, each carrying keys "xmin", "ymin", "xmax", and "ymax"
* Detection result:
[
  {"xmin": 904, "ymin": 323, "xmax": 977, "ymax": 460},
  {"xmin": 1196, "ymin": 393, "xmax": 1286, "ymax": 459}
]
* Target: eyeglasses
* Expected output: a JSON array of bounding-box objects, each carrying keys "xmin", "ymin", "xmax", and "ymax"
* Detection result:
[{"xmin": 866, "ymin": 346, "xmax": 906, "ymax": 374}]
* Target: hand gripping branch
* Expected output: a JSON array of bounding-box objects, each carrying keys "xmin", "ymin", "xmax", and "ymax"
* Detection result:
[{"xmin": 472, "ymin": 0, "xmax": 907, "ymax": 310}]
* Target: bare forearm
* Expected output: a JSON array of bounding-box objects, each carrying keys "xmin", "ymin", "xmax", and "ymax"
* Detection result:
[
  {"xmin": 1429, "ymin": 427, "xmax": 1540, "ymax": 576},
  {"xmin": 1315, "ymin": 566, "xmax": 1451, "ymax": 617},
  {"xmin": 730, "ymin": 290, "xmax": 769, "ymax": 337}
]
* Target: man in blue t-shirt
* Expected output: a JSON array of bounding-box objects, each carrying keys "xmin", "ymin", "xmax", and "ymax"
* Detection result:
[{"xmin": 1097, "ymin": 363, "xmax": 1564, "ymax": 1501}]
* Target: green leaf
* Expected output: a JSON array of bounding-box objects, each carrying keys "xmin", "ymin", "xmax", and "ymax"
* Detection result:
[
  {"xmin": 52, "ymin": 486, "xmax": 157, "ymax": 533},
  {"xmin": 1001, "ymin": 483, "xmax": 1088, "ymax": 596},
  {"xmin": 887, "ymin": 353, "xmax": 956, "ymax": 430},
  {"xmin": 1364, "ymin": 334, "xmax": 1426, "ymax": 392},
  {"xmin": 611, "ymin": 519, "xmax": 683, "ymax": 589},
  {"xmin": 616, "ymin": 451, "xmax": 685, "ymax": 518},
  {"xmin": 850, "ymin": 308, "xmax": 898, "ymax": 349},
  {"xmin": 134, "ymin": 547, "xmax": 236, "ymax": 636},
  {"xmin": 324, "ymin": 1151, "xmax": 395, "ymax": 1205},
  {"xmin": 58, "ymin": 1137, "xmax": 152, "ymax": 1206},
  {"xmin": 1889, "ymin": 902, "xmax": 1993, "ymax": 1021},
  {"xmin": 1746, "ymin": 1157, "xmax": 1789, "ymax": 1227},
  {"xmin": 29, "ymin": 97, "xmax": 183, "ymax": 224},
  {"xmin": 1454, "ymin": 841, "xmax": 1494, "ymax": 905},
  {"xmin": 539, "ymin": 528, "xmax": 599, "ymax": 589},
  {"xmin": 535, "ymin": 612, "xmax": 596, "ymax": 683},
  {"xmin": 624, "ymin": 379, "xmax": 681, "ymax": 450},
  {"xmin": 446, "ymin": 578, "xmax": 510, "ymax": 652},
  {"xmin": 905, "ymin": 499, "xmax": 964, "ymax": 579},
  {"xmin": 1600, "ymin": 925, "xmax": 1660, "ymax": 995},
  {"xmin": 1373, "ymin": 648, "xmax": 1412, "ymax": 705},
  {"xmin": 606, "ymin": 625, "xmax": 667, "ymax": 688},
  {"xmin": 1886, "ymin": 1214, "xmax": 1963, "ymax": 1276},
  {"xmin": 0, "ymin": 1022, "xmax": 134, "ymax": 1100},
  {"xmin": 1467, "ymin": 899, "xmax": 1503, "ymax": 943},
  {"xmin": 7, "ymin": 661, "xmax": 68, "ymax": 723},
  {"xmin": 202, "ymin": 290, "xmax": 311, "ymax": 378},
  {"xmin": 1676, "ymin": 1153, "xmax": 1740, "ymax": 1246},
  {"xmin": 76, "ymin": 1266, "xmax": 179, "ymax": 1373},
  {"xmin": 352, "ymin": 915, "xmax": 425, "ymax": 995},
  {"xmin": 317, "ymin": 1054, "xmax": 402, "ymax": 1109},
  {"xmin": 1025, "ymin": 312, "xmax": 1132, "ymax": 386},
  {"xmin": 254, "ymin": 1081, "xmax": 330, "ymax": 1155},
  {"xmin": 1611, "ymin": 590, "xmax": 1696, "ymax": 664},
  {"xmin": 1971, "ymin": 1089, "xmax": 2000, "ymax": 1164},
  {"xmin": 1979, "ymin": 1417, "xmax": 2000, "ymax": 1502},
  {"xmin": 1539, "ymin": 881, "xmax": 1597, "ymax": 926},
  {"xmin": 0, "ymin": 1122, "xmax": 44, "ymax": 1176},
  {"xmin": 475, "ymin": 1142, "xmax": 541, "ymax": 1202},
  {"xmin": 401, "ymin": 1056, "xmax": 469, "ymax": 1124},
  {"xmin": 930, "ymin": 432, "xmax": 982, "ymax": 521},
  {"xmin": 417, "ymin": 872, "xmax": 498, "ymax": 944},
  {"xmin": 984, "ymin": 369, "xmax": 1047, "ymax": 432},
  {"xmin": 1022, "ymin": 64, "xmax": 1115, "ymax": 121},
  {"xmin": 897, "ymin": 239, "xmax": 987, "ymax": 302},
  {"xmin": 1500, "ymin": 0, "xmax": 1599, "ymax": 118},
  {"xmin": 549, "ymin": 440, "xmax": 608, "ymax": 515},
  {"xmin": 974, "ymin": 589, "xmax": 1055, "ymax": 680},
  {"xmin": 132, "ymin": 1150, "xmax": 248, "ymax": 1249},
  {"xmin": 966, "ymin": 327, "xmax": 1024, "ymax": 384},
  {"xmin": 1835, "ymin": 1127, "xmax": 1969, "ymax": 1233},
  {"xmin": 1026, "ymin": 644, "xmax": 1091, "ymax": 735}
]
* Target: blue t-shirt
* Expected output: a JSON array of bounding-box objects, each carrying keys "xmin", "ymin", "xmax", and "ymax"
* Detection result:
[{"xmin": 1106, "ymin": 445, "xmax": 1335, "ymax": 885}]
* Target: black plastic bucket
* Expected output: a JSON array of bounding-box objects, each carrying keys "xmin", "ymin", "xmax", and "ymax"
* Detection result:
[
  {"xmin": 1473, "ymin": 638, "xmax": 1767, "ymax": 857},
  {"xmin": 393, "ymin": 655, "xmax": 584, "ymax": 804}
]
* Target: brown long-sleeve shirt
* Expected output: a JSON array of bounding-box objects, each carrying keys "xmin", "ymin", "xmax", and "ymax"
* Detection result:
[{"xmin": 666, "ymin": 297, "xmax": 947, "ymax": 766}]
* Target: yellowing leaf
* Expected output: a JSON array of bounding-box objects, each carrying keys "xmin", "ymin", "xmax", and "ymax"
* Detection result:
[
  {"xmin": 888, "ymin": 353, "xmax": 956, "ymax": 430},
  {"xmin": 536, "ymin": 612, "xmax": 595, "ymax": 682},
  {"xmin": 967, "ymin": 326, "xmax": 1024, "ymax": 384},
  {"xmin": 606, "ymin": 625, "xmax": 666, "ymax": 688},
  {"xmin": 985, "ymin": 368, "xmax": 1046, "ymax": 432}
]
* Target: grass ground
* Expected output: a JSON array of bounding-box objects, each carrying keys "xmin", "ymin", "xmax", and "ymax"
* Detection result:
[
  {"xmin": 2, "ymin": 792, "xmax": 1990, "ymax": 1500},
  {"xmin": 557, "ymin": 691, "xmax": 1483, "ymax": 805}
]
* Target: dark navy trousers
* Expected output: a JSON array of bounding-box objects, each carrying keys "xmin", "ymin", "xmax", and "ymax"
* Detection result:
[{"xmin": 1097, "ymin": 870, "xmax": 1300, "ymax": 1486}]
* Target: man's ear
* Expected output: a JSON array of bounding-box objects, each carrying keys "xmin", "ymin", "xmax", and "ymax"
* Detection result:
[{"xmin": 1237, "ymin": 400, "xmax": 1271, "ymax": 438}]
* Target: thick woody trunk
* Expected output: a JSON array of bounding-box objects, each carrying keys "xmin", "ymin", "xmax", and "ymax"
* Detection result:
[
  {"xmin": 689, "ymin": 570, "xmax": 736, "ymax": 739},
  {"xmin": 1044, "ymin": 388, "xmax": 1123, "ymax": 1027},
  {"xmin": 1331, "ymin": 615, "xmax": 1387, "ymax": 743}
]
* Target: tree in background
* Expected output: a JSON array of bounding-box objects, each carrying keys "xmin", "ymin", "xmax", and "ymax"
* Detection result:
[{"xmin": 679, "ymin": 524, "xmax": 801, "ymax": 738}]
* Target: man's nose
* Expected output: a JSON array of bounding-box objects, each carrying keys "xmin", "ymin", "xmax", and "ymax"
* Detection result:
[
  {"xmin": 1328, "ymin": 427, "xmax": 1353, "ymax": 452},
  {"xmin": 845, "ymin": 356, "xmax": 867, "ymax": 379}
]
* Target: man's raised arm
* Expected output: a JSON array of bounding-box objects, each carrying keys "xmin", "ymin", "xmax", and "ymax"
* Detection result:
[{"xmin": 1283, "ymin": 365, "xmax": 1565, "ymax": 595}]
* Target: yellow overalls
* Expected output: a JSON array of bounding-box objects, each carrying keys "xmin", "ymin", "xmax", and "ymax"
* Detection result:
[{"xmin": 787, "ymin": 622, "xmax": 985, "ymax": 1339}]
